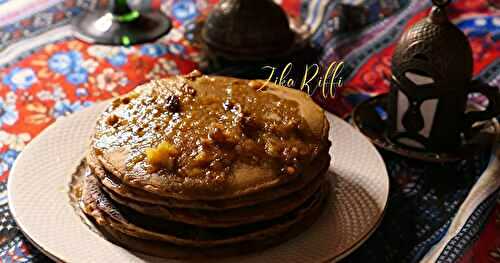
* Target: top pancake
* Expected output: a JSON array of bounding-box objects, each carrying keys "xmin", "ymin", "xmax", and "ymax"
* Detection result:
[{"xmin": 91, "ymin": 71, "xmax": 330, "ymax": 200}]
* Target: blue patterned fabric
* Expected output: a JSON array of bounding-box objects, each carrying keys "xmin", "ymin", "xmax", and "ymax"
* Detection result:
[{"xmin": 342, "ymin": 149, "xmax": 492, "ymax": 262}]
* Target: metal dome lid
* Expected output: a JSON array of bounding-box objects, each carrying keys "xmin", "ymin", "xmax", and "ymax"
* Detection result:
[
  {"xmin": 201, "ymin": 0, "xmax": 296, "ymax": 60},
  {"xmin": 391, "ymin": 0, "xmax": 473, "ymax": 89}
]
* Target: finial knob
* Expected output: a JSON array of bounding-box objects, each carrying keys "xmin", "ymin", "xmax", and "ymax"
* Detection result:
[{"xmin": 429, "ymin": 5, "xmax": 449, "ymax": 24}]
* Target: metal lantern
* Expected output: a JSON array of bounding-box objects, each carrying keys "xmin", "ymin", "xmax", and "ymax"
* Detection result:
[
  {"xmin": 388, "ymin": 0, "xmax": 499, "ymax": 152},
  {"xmin": 201, "ymin": 0, "xmax": 295, "ymax": 60}
]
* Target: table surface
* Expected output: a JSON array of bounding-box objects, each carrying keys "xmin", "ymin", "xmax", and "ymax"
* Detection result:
[{"xmin": 0, "ymin": 0, "xmax": 498, "ymax": 262}]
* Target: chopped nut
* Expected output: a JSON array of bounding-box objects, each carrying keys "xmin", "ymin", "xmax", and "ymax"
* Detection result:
[
  {"xmin": 185, "ymin": 168, "xmax": 202, "ymax": 177},
  {"xmin": 94, "ymin": 148, "xmax": 103, "ymax": 156},
  {"xmin": 119, "ymin": 119, "xmax": 129, "ymax": 126},
  {"xmin": 166, "ymin": 95, "xmax": 181, "ymax": 112},
  {"xmin": 145, "ymin": 141, "xmax": 178, "ymax": 170},
  {"xmin": 209, "ymin": 124, "xmax": 226, "ymax": 143},
  {"xmin": 112, "ymin": 98, "xmax": 121, "ymax": 107},
  {"xmin": 137, "ymin": 128, "xmax": 145, "ymax": 137},
  {"xmin": 153, "ymin": 108, "xmax": 163, "ymax": 117},
  {"xmin": 121, "ymin": 97, "xmax": 131, "ymax": 104},
  {"xmin": 193, "ymin": 150, "xmax": 210, "ymax": 167},
  {"xmin": 186, "ymin": 86, "xmax": 197, "ymax": 96},
  {"xmin": 106, "ymin": 114, "xmax": 119, "ymax": 126}
]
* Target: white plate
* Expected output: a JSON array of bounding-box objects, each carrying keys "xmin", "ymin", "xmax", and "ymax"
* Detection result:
[{"xmin": 8, "ymin": 102, "xmax": 389, "ymax": 263}]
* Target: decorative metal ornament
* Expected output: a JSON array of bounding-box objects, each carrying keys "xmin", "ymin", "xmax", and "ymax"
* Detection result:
[
  {"xmin": 72, "ymin": 0, "xmax": 172, "ymax": 46},
  {"xmin": 388, "ymin": 0, "xmax": 499, "ymax": 152},
  {"xmin": 201, "ymin": 0, "xmax": 297, "ymax": 60}
]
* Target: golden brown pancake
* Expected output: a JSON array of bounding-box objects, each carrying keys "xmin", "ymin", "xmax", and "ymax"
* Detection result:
[
  {"xmin": 100, "ymin": 168, "xmax": 326, "ymax": 227},
  {"xmin": 81, "ymin": 170, "xmax": 329, "ymax": 248},
  {"xmin": 97, "ymin": 190, "xmax": 326, "ymax": 259},
  {"xmin": 90, "ymin": 71, "xmax": 330, "ymax": 200},
  {"xmin": 79, "ymin": 72, "xmax": 333, "ymax": 258},
  {"xmin": 87, "ymin": 148, "xmax": 330, "ymax": 211}
]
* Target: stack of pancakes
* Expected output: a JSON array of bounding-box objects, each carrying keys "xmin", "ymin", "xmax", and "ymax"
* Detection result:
[{"xmin": 81, "ymin": 71, "xmax": 332, "ymax": 258}]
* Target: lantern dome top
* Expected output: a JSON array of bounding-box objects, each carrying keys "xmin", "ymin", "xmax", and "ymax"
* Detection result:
[
  {"xmin": 391, "ymin": 0, "xmax": 473, "ymax": 86},
  {"xmin": 201, "ymin": 0, "xmax": 295, "ymax": 59}
]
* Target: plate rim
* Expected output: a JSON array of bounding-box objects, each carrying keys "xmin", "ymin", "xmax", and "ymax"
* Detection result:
[{"xmin": 8, "ymin": 103, "xmax": 389, "ymax": 262}]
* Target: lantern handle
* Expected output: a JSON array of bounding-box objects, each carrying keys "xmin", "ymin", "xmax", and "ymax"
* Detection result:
[{"xmin": 464, "ymin": 80, "xmax": 500, "ymax": 130}]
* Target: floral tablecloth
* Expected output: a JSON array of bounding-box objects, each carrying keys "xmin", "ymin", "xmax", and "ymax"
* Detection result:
[{"xmin": 0, "ymin": 0, "xmax": 498, "ymax": 262}]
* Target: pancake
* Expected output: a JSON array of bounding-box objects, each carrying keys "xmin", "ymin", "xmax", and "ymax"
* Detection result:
[
  {"xmin": 96, "ymin": 190, "xmax": 326, "ymax": 259},
  {"xmin": 90, "ymin": 71, "xmax": 331, "ymax": 200},
  {"xmin": 81, "ymin": 170, "xmax": 329, "ymax": 248},
  {"xmin": 100, "ymin": 167, "xmax": 326, "ymax": 227},
  {"xmin": 79, "ymin": 72, "xmax": 333, "ymax": 258},
  {"xmin": 87, "ymin": 147, "xmax": 330, "ymax": 210},
  {"xmin": 97, "ymin": 191, "xmax": 325, "ymax": 260}
]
